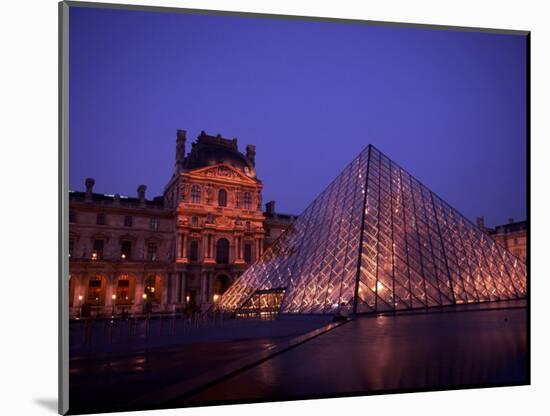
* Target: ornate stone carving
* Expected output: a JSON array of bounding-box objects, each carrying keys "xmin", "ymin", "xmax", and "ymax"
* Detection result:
[
  {"xmin": 215, "ymin": 215, "xmax": 233, "ymax": 227},
  {"xmin": 204, "ymin": 166, "xmax": 239, "ymax": 179}
]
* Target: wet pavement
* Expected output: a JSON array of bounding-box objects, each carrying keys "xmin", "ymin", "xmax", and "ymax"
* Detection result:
[
  {"xmin": 68, "ymin": 317, "xmax": 330, "ymax": 414},
  {"xmin": 67, "ymin": 305, "xmax": 527, "ymax": 414},
  {"xmin": 183, "ymin": 306, "xmax": 527, "ymax": 405}
]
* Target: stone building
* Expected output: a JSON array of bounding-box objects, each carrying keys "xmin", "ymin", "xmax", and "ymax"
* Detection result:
[
  {"xmin": 488, "ymin": 219, "xmax": 527, "ymax": 263},
  {"xmin": 477, "ymin": 216, "xmax": 527, "ymax": 263},
  {"xmin": 68, "ymin": 130, "xmax": 296, "ymax": 318},
  {"xmin": 263, "ymin": 200, "xmax": 298, "ymax": 251}
]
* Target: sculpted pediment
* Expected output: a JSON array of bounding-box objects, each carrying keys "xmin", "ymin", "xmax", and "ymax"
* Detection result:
[{"xmin": 186, "ymin": 164, "xmax": 257, "ymax": 184}]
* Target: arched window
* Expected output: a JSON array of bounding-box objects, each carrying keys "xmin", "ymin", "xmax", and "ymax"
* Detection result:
[
  {"xmin": 191, "ymin": 185, "xmax": 201, "ymax": 204},
  {"xmin": 243, "ymin": 192, "xmax": 252, "ymax": 210},
  {"xmin": 216, "ymin": 238, "xmax": 230, "ymax": 264},
  {"xmin": 218, "ymin": 189, "xmax": 227, "ymax": 207}
]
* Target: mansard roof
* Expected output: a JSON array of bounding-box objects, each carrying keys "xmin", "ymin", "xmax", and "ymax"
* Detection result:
[{"xmin": 183, "ymin": 131, "xmax": 256, "ymax": 177}]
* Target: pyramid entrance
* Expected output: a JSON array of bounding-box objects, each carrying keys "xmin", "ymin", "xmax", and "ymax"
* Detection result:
[{"xmin": 218, "ymin": 145, "xmax": 527, "ymax": 315}]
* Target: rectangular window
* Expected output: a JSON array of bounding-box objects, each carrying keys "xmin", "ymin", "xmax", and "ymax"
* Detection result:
[
  {"xmin": 124, "ymin": 215, "xmax": 133, "ymax": 227},
  {"xmin": 92, "ymin": 239, "xmax": 104, "ymax": 260},
  {"xmin": 147, "ymin": 243, "xmax": 157, "ymax": 261},
  {"xmin": 189, "ymin": 240, "xmax": 199, "ymax": 261},
  {"xmin": 243, "ymin": 192, "xmax": 252, "ymax": 210},
  {"xmin": 87, "ymin": 278, "xmax": 102, "ymax": 302},
  {"xmin": 121, "ymin": 241, "xmax": 132, "ymax": 260},
  {"xmin": 96, "ymin": 213, "xmax": 106, "ymax": 225},
  {"xmin": 244, "ymin": 242, "xmax": 252, "ymax": 264},
  {"xmin": 116, "ymin": 279, "xmax": 131, "ymax": 303},
  {"xmin": 150, "ymin": 218, "xmax": 159, "ymax": 230}
]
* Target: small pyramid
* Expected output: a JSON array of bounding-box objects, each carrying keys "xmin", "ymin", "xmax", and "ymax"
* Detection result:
[{"xmin": 218, "ymin": 145, "xmax": 527, "ymax": 315}]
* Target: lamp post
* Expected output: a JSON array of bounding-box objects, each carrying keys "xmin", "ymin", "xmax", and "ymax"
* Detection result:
[
  {"xmin": 111, "ymin": 294, "xmax": 116, "ymax": 317},
  {"xmin": 142, "ymin": 293, "xmax": 148, "ymax": 315},
  {"xmin": 78, "ymin": 295, "xmax": 83, "ymax": 319}
]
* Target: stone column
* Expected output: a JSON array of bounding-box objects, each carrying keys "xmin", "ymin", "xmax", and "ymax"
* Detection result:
[
  {"xmin": 182, "ymin": 233, "xmax": 187, "ymax": 260},
  {"xmin": 176, "ymin": 232, "xmax": 188, "ymax": 262},
  {"xmin": 234, "ymin": 235, "xmax": 245, "ymax": 264},
  {"xmin": 202, "ymin": 234, "xmax": 209, "ymax": 260},
  {"xmin": 210, "ymin": 235, "xmax": 216, "ymax": 260}
]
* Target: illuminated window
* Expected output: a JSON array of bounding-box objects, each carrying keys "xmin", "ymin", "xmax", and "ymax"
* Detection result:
[
  {"xmin": 145, "ymin": 276, "xmax": 161, "ymax": 303},
  {"xmin": 124, "ymin": 215, "xmax": 133, "ymax": 227},
  {"xmin": 87, "ymin": 276, "xmax": 103, "ymax": 303},
  {"xmin": 218, "ymin": 189, "xmax": 227, "ymax": 207},
  {"xmin": 191, "ymin": 185, "xmax": 201, "ymax": 204},
  {"xmin": 116, "ymin": 277, "xmax": 131, "ymax": 303},
  {"xmin": 150, "ymin": 218, "xmax": 159, "ymax": 230},
  {"xmin": 243, "ymin": 192, "xmax": 252, "ymax": 210}
]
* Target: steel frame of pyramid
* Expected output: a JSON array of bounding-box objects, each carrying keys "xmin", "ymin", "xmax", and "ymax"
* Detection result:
[{"xmin": 217, "ymin": 145, "xmax": 527, "ymax": 315}]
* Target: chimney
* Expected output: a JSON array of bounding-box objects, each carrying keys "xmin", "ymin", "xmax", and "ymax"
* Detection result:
[
  {"xmin": 113, "ymin": 193, "xmax": 120, "ymax": 207},
  {"xmin": 175, "ymin": 129, "xmax": 186, "ymax": 172},
  {"xmin": 476, "ymin": 216, "xmax": 485, "ymax": 230},
  {"xmin": 508, "ymin": 218, "xmax": 514, "ymax": 224},
  {"xmin": 266, "ymin": 200, "xmax": 276, "ymax": 215},
  {"xmin": 246, "ymin": 144, "xmax": 256, "ymax": 166},
  {"xmin": 85, "ymin": 178, "xmax": 95, "ymax": 202},
  {"xmin": 137, "ymin": 185, "xmax": 147, "ymax": 207}
]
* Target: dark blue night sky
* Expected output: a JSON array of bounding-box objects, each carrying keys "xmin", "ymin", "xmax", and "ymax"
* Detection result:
[{"xmin": 69, "ymin": 6, "xmax": 527, "ymax": 227}]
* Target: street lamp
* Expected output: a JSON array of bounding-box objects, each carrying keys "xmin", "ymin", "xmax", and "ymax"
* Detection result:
[
  {"xmin": 213, "ymin": 294, "xmax": 220, "ymax": 302},
  {"xmin": 111, "ymin": 294, "xmax": 116, "ymax": 317},
  {"xmin": 78, "ymin": 295, "xmax": 83, "ymax": 319}
]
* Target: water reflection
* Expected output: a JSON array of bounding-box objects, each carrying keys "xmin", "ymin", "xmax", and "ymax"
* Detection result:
[{"xmin": 187, "ymin": 308, "xmax": 527, "ymax": 403}]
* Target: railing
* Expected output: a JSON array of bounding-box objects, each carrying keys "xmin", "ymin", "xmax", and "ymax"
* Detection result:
[{"xmin": 69, "ymin": 311, "xmax": 238, "ymax": 349}]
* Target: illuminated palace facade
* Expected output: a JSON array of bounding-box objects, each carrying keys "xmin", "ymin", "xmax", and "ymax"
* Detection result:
[{"xmin": 68, "ymin": 131, "xmax": 296, "ymax": 318}]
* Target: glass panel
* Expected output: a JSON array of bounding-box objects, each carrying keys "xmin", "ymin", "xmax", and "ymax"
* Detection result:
[{"xmin": 217, "ymin": 145, "xmax": 527, "ymax": 315}]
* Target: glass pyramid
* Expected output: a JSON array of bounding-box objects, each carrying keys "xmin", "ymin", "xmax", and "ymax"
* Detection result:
[{"xmin": 218, "ymin": 145, "xmax": 527, "ymax": 315}]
